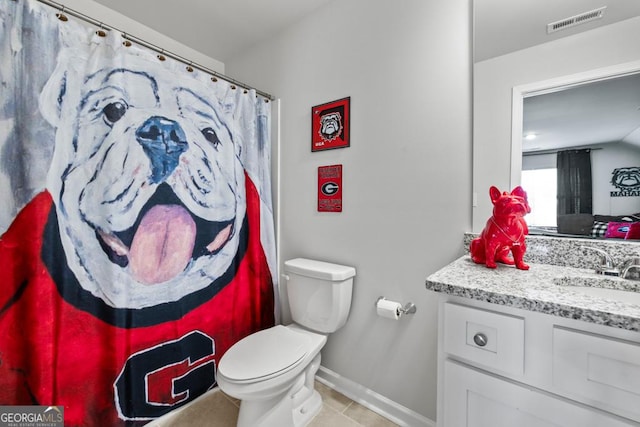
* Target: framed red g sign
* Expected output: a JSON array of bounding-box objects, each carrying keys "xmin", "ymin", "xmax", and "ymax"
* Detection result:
[
  {"xmin": 311, "ymin": 97, "xmax": 350, "ymax": 152},
  {"xmin": 318, "ymin": 165, "xmax": 342, "ymax": 212}
]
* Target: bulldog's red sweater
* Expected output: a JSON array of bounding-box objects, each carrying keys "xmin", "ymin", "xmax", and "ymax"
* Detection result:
[{"xmin": 0, "ymin": 178, "xmax": 274, "ymax": 426}]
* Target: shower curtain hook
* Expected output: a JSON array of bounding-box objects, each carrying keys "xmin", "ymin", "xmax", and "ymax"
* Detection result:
[
  {"xmin": 122, "ymin": 33, "xmax": 132, "ymax": 47},
  {"xmin": 186, "ymin": 61, "xmax": 194, "ymax": 73},
  {"xmin": 56, "ymin": 6, "xmax": 68, "ymax": 22},
  {"xmin": 157, "ymin": 49, "xmax": 166, "ymax": 61},
  {"xmin": 96, "ymin": 23, "xmax": 106, "ymax": 37}
]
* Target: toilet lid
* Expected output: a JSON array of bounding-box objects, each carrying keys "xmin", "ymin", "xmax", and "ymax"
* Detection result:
[{"xmin": 219, "ymin": 325, "xmax": 309, "ymax": 382}]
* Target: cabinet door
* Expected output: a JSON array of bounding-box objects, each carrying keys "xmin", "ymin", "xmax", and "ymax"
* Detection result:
[
  {"xmin": 553, "ymin": 326, "xmax": 640, "ymax": 422},
  {"xmin": 443, "ymin": 360, "xmax": 636, "ymax": 427}
]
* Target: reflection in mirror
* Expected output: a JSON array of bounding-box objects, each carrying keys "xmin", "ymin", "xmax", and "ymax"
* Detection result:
[
  {"xmin": 473, "ymin": 0, "xmax": 640, "ymax": 237},
  {"xmin": 519, "ymin": 72, "xmax": 640, "ymax": 239}
]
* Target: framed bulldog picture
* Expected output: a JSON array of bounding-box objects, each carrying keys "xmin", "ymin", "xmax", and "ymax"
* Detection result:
[{"xmin": 311, "ymin": 97, "xmax": 350, "ymax": 152}]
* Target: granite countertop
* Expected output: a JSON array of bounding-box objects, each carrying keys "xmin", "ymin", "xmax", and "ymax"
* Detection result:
[{"xmin": 426, "ymin": 256, "xmax": 640, "ymax": 332}]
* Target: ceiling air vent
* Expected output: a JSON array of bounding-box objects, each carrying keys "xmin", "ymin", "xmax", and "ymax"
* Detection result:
[{"xmin": 547, "ymin": 6, "xmax": 606, "ymax": 34}]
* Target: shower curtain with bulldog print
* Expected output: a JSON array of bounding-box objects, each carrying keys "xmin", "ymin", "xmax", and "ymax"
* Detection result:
[{"xmin": 0, "ymin": 1, "xmax": 276, "ymax": 425}]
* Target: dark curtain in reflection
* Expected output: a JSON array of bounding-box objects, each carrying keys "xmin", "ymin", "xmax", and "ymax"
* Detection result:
[{"xmin": 557, "ymin": 149, "xmax": 592, "ymax": 215}]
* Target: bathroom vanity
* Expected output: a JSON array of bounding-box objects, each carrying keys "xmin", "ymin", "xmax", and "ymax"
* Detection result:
[{"xmin": 426, "ymin": 235, "xmax": 640, "ymax": 427}]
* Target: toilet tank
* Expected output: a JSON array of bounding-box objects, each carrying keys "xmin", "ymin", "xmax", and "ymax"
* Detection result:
[{"xmin": 284, "ymin": 258, "xmax": 356, "ymax": 333}]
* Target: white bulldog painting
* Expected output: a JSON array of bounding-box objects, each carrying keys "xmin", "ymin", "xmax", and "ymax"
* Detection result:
[
  {"xmin": 0, "ymin": 2, "xmax": 275, "ymax": 425},
  {"xmin": 39, "ymin": 40, "xmax": 251, "ymax": 308}
]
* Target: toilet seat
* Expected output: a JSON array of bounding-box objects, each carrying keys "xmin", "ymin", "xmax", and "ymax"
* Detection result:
[{"xmin": 218, "ymin": 325, "xmax": 310, "ymax": 383}]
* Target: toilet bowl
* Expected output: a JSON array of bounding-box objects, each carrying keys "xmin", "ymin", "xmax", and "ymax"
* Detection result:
[
  {"xmin": 216, "ymin": 258, "xmax": 355, "ymax": 427},
  {"xmin": 217, "ymin": 324, "xmax": 326, "ymax": 427}
]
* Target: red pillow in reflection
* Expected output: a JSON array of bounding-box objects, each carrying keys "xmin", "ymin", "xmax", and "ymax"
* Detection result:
[
  {"xmin": 625, "ymin": 222, "xmax": 640, "ymax": 240},
  {"xmin": 605, "ymin": 221, "xmax": 632, "ymax": 239}
]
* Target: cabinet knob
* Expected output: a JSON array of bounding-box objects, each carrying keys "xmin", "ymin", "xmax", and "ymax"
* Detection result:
[{"xmin": 473, "ymin": 333, "xmax": 488, "ymax": 347}]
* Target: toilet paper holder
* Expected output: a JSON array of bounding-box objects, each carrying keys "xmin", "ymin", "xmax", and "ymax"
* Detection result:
[{"xmin": 375, "ymin": 296, "xmax": 417, "ymax": 315}]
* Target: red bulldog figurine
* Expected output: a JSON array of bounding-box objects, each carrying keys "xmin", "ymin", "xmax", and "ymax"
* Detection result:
[{"xmin": 471, "ymin": 186, "xmax": 531, "ymax": 270}]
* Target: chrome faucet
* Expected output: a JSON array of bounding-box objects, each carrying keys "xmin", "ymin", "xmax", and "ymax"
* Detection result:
[
  {"xmin": 619, "ymin": 257, "xmax": 640, "ymax": 280},
  {"xmin": 580, "ymin": 246, "xmax": 620, "ymax": 276}
]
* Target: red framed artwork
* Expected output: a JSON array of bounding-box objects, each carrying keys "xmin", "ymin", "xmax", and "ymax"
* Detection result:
[
  {"xmin": 311, "ymin": 97, "xmax": 350, "ymax": 152},
  {"xmin": 318, "ymin": 165, "xmax": 343, "ymax": 212}
]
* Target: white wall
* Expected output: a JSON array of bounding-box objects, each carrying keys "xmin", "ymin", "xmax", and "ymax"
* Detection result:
[
  {"xmin": 592, "ymin": 143, "xmax": 640, "ymax": 215},
  {"xmin": 227, "ymin": 0, "xmax": 472, "ymax": 422},
  {"xmin": 45, "ymin": 0, "xmax": 224, "ymax": 73},
  {"xmin": 474, "ymin": 16, "xmax": 640, "ymax": 231}
]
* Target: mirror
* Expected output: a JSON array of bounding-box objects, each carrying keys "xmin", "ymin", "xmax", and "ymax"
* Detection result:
[
  {"xmin": 515, "ymin": 68, "xmax": 640, "ymax": 238},
  {"xmin": 473, "ymin": 0, "xmax": 640, "ymax": 240}
]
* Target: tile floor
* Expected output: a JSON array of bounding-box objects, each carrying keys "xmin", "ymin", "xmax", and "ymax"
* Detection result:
[{"xmin": 150, "ymin": 380, "xmax": 400, "ymax": 427}]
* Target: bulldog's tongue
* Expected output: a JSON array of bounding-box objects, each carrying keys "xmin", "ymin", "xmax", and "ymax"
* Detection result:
[{"xmin": 129, "ymin": 205, "xmax": 196, "ymax": 285}]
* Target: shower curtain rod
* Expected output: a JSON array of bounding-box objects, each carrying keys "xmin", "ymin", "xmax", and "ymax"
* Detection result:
[{"xmin": 31, "ymin": 0, "xmax": 276, "ymax": 101}]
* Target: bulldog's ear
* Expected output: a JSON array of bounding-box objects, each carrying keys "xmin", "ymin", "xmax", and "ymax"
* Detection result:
[
  {"xmin": 511, "ymin": 186, "xmax": 527, "ymax": 198},
  {"xmin": 489, "ymin": 186, "xmax": 501, "ymax": 204},
  {"xmin": 38, "ymin": 67, "xmax": 68, "ymax": 127}
]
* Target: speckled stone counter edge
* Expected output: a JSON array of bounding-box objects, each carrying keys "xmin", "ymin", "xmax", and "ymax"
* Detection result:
[{"xmin": 426, "ymin": 235, "xmax": 640, "ymax": 331}]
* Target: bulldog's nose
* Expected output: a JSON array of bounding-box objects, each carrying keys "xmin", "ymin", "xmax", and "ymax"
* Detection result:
[{"xmin": 136, "ymin": 116, "xmax": 188, "ymax": 183}]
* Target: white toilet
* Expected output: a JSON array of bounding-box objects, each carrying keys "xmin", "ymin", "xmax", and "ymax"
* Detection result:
[{"xmin": 216, "ymin": 258, "xmax": 356, "ymax": 427}]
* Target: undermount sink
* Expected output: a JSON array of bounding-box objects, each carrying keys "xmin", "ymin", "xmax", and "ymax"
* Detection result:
[
  {"xmin": 553, "ymin": 276, "xmax": 640, "ymax": 305},
  {"xmin": 564, "ymin": 286, "xmax": 640, "ymax": 305}
]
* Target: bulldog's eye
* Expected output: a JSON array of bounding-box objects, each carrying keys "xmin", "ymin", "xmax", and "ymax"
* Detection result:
[
  {"xmin": 102, "ymin": 101, "xmax": 128, "ymax": 125},
  {"xmin": 201, "ymin": 127, "xmax": 221, "ymax": 147}
]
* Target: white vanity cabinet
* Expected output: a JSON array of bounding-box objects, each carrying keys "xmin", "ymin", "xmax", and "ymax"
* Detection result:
[
  {"xmin": 437, "ymin": 296, "xmax": 640, "ymax": 427},
  {"xmin": 443, "ymin": 361, "xmax": 630, "ymax": 427}
]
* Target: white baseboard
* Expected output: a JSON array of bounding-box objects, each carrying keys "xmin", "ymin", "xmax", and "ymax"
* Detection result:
[{"xmin": 315, "ymin": 366, "xmax": 435, "ymax": 427}]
